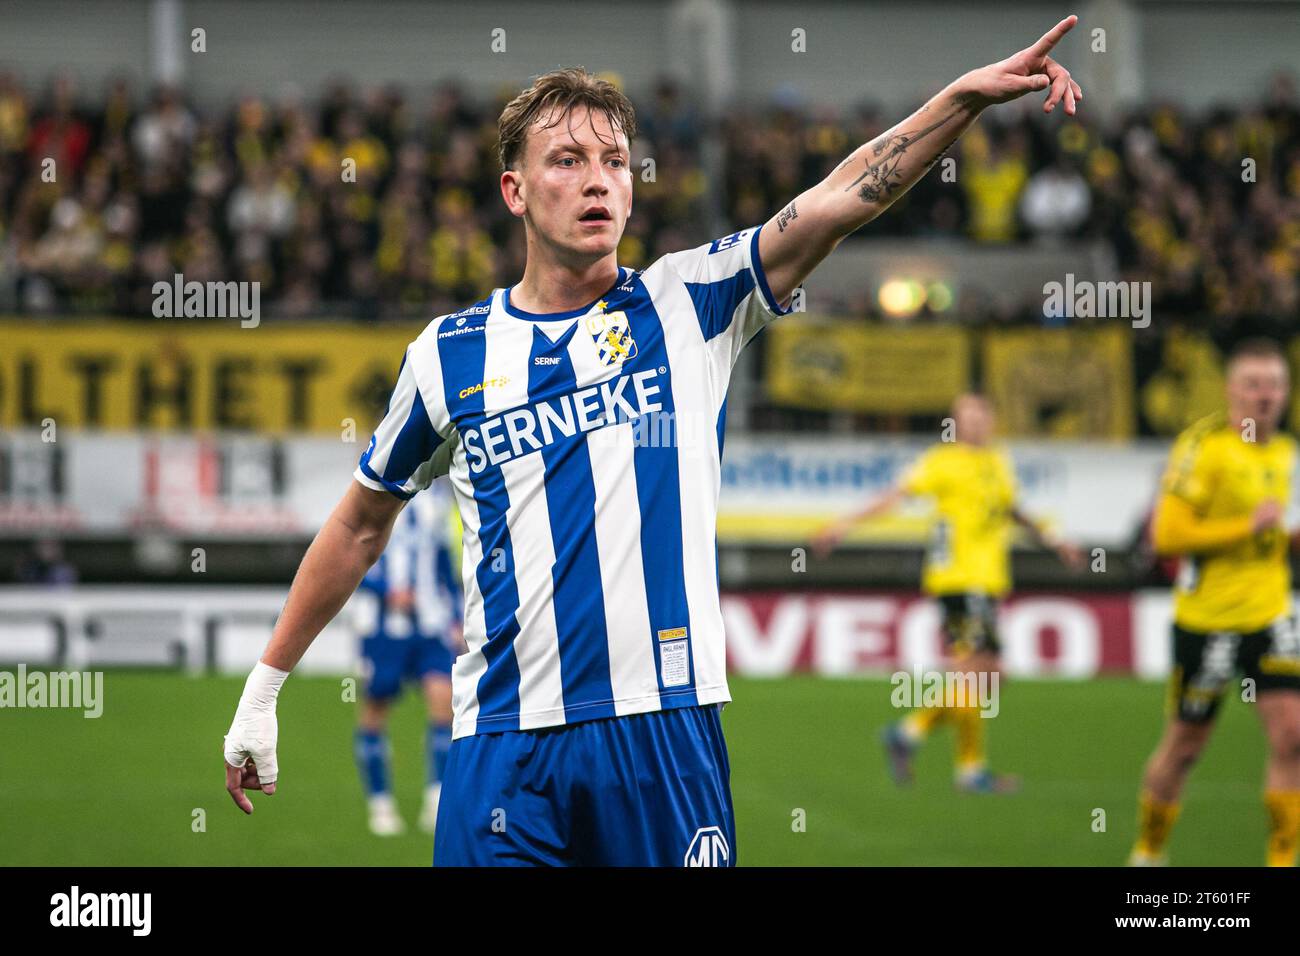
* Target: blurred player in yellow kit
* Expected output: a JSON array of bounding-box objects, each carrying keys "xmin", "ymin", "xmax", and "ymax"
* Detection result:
[
  {"xmin": 1130, "ymin": 339, "xmax": 1300, "ymax": 867},
  {"xmin": 816, "ymin": 393, "xmax": 1081, "ymax": 792}
]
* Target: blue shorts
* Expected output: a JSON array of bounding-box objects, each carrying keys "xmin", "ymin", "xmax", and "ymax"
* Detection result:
[
  {"xmin": 361, "ymin": 633, "xmax": 453, "ymax": 700},
  {"xmin": 433, "ymin": 704, "xmax": 735, "ymax": 867}
]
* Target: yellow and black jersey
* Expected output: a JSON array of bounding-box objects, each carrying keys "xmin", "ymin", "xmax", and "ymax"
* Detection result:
[
  {"xmin": 901, "ymin": 442, "xmax": 1017, "ymax": 598},
  {"xmin": 1160, "ymin": 414, "xmax": 1297, "ymax": 633}
]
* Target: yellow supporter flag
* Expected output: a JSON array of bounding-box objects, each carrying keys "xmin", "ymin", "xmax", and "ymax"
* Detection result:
[
  {"xmin": 765, "ymin": 319, "xmax": 971, "ymax": 414},
  {"xmin": 0, "ymin": 320, "xmax": 422, "ymax": 433},
  {"xmin": 983, "ymin": 325, "xmax": 1134, "ymax": 438}
]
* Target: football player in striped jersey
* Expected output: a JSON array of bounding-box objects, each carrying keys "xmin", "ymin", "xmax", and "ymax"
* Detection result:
[{"xmin": 224, "ymin": 18, "xmax": 1084, "ymax": 865}]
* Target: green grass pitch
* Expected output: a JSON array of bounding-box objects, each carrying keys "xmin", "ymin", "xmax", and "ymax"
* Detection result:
[{"xmin": 0, "ymin": 672, "xmax": 1273, "ymax": 866}]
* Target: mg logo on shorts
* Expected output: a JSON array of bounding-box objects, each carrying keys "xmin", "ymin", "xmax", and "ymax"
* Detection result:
[{"xmin": 684, "ymin": 826, "xmax": 730, "ymax": 867}]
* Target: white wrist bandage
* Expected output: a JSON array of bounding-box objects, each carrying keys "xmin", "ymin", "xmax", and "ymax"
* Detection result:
[{"xmin": 223, "ymin": 661, "xmax": 289, "ymax": 784}]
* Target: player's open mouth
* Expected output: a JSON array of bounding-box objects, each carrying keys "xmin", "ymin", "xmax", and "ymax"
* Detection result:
[{"xmin": 579, "ymin": 207, "xmax": 612, "ymax": 225}]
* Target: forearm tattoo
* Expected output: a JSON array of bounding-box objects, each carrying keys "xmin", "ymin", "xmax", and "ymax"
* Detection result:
[
  {"xmin": 776, "ymin": 201, "xmax": 798, "ymax": 232},
  {"xmin": 839, "ymin": 109, "xmax": 962, "ymax": 204}
]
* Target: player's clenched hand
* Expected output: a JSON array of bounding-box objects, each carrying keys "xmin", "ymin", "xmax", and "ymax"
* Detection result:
[
  {"xmin": 223, "ymin": 661, "xmax": 289, "ymax": 814},
  {"xmin": 224, "ymin": 714, "xmax": 278, "ymax": 813},
  {"xmin": 957, "ymin": 15, "xmax": 1083, "ymax": 115}
]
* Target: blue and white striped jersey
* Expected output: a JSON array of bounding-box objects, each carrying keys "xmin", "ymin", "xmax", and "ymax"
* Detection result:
[
  {"xmin": 356, "ymin": 223, "xmax": 794, "ymax": 738},
  {"xmin": 356, "ymin": 481, "xmax": 462, "ymax": 641}
]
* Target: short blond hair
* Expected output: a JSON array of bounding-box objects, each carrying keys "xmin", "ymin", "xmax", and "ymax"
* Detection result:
[{"xmin": 497, "ymin": 67, "xmax": 637, "ymax": 172}]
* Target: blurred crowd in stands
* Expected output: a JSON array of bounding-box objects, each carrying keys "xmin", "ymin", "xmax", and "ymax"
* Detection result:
[
  {"xmin": 727, "ymin": 71, "xmax": 1299, "ymax": 333},
  {"xmin": 0, "ymin": 68, "xmax": 1296, "ymax": 328}
]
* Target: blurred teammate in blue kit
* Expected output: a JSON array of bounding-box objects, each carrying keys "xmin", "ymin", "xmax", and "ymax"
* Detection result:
[{"xmin": 352, "ymin": 479, "xmax": 464, "ymax": 836}]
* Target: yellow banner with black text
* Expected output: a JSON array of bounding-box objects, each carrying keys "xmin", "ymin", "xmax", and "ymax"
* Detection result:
[
  {"xmin": 2, "ymin": 320, "xmax": 1139, "ymax": 437},
  {"xmin": 0, "ymin": 321, "xmax": 422, "ymax": 432}
]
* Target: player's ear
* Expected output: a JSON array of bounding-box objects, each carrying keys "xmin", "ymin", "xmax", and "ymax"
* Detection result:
[{"xmin": 500, "ymin": 169, "xmax": 526, "ymax": 218}]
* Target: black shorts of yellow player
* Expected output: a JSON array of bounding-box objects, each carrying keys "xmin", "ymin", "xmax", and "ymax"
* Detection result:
[
  {"xmin": 1167, "ymin": 617, "xmax": 1300, "ymax": 724},
  {"xmin": 938, "ymin": 593, "xmax": 1001, "ymax": 658}
]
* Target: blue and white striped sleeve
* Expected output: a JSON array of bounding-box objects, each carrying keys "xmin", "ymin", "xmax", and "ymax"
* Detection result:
[
  {"xmin": 662, "ymin": 222, "xmax": 798, "ymax": 366},
  {"xmin": 355, "ymin": 347, "xmax": 450, "ymax": 499}
]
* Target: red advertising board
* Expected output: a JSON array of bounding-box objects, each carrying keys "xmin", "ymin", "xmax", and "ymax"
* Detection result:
[{"xmin": 721, "ymin": 591, "xmax": 1139, "ymax": 677}]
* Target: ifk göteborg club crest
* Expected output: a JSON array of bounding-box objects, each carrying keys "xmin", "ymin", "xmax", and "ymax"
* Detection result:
[{"xmin": 587, "ymin": 302, "xmax": 637, "ymax": 367}]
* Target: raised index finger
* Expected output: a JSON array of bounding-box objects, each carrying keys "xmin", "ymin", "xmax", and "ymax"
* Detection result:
[{"xmin": 1030, "ymin": 14, "xmax": 1078, "ymax": 57}]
